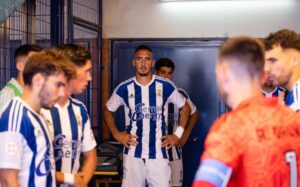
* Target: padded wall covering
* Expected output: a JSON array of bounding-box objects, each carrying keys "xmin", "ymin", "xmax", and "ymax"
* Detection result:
[{"xmin": 0, "ymin": 0, "xmax": 25, "ymax": 24}]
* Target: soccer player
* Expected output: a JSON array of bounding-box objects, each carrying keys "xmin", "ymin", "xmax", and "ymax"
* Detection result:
[
  {"xmin": 0, "ymin": 44, "xmax": 42, "ymax": 110},
  {"xmin": 264, "ymin": 29, "xmax": 300, "ymax": 111},
  {"xmin": 103, "ymin": 45, "xmax": 191, "ymax": 187},
  {"xmin": 155, "ymin": 57, "xmax": 200, "ymax": 187},
  {"xmin": 0, "ymin": 50, "xmax": 75, "ymax": 187},
  {"xmin": 41, "ymin": 44, "xmax": 97, "ymax": 186},
  {"xmin": 193, "ymin": 36, "xmax": 300, "ymax": 187}
]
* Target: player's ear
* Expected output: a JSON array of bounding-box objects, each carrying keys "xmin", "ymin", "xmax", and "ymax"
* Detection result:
[
  {"xmin": 292, "ymin": 52, "xmax": 300, "ymax": 66},
  {"xmin": 32, "ymin": 73, "xmax": 45, "ymax": 89}
]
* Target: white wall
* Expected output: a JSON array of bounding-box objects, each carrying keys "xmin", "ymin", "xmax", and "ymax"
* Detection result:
[{"xmin": 103, "ymin": 0, "xmax": 300, "ymax": 38}]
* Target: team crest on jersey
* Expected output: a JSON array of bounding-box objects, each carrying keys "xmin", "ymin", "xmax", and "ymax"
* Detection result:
[
  {"xmin": 157, "ymin": 89, "xmax": 162, "ymax": 97},
  {"xmin": 129, "ymin": 93, "xmax": 134, "ymax": 98},
  {"xmin": 34, "ymin": 128, "xmax": 43, "ymax": 137},
  {"xmin": 45, "ymin": 119, "xmax": 52, "ymax": 127},
  {"xmin": 76, "ymin": 115, "xmax": 82, "ymax": 126}
]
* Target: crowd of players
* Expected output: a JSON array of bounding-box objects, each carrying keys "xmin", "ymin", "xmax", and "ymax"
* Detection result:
[{"xmin": 0, "ymin": 29, "xmax": 299, "ymax": 187}]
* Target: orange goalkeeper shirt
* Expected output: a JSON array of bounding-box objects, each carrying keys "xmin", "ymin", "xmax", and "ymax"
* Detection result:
[{"xmin": 194, "ymin": 96, "xmax": 300, "ymax": 187}]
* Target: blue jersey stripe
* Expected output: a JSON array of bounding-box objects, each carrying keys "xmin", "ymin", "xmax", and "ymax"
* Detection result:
[
  {"xmin": 178, "ymin": 89, "xmax": 188, "ymax": 99},
  {"xmin": 18, "ymin": 108, "xmax": 37, "ymax": 187},
  {"xmin": 51, "ymin": 108, "xmax": 63, "ymax": 171},
  {"xmin": 161, "ymin": 83, "xmax": 170, "ymax": 159},
  {"xmin": 134, "ymin": 83, "xmax": 143, "ymax": 158},
  {"xmin": 149, "ymin": 82, "xmax": 156, "ymax": 159},
  {"xmin": 123, "ymin": 85, "xmax": 131, "ymax": 155},
  {"xmin": 0, "ymin": 100, "xmax": 13, "ymax": 132},
  {"xmin": 68, "ymin": 103, "xmax": 79, "ymax": 172},
  {"xmin": 167, "ymin": 103, "xmax": 174, "ymax": 161},
  {"xmin": 31, "ymin": 112, "xmax": 53, "ymax": 186}
]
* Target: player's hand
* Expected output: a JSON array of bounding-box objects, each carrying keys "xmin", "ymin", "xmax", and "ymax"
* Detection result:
[
  {"xmin": 73, "ymin": 173, "xmax": 87, "ymax": 187},
  {"xmin": 161, "ymin": 134, "xmax": 179, "ymax": 149},
  {"xmin": 114, "ymin": 131, "xmax": 138, "ymax": 148},
  {"xmin": 176, "ymin": 131, "xmax": 190, "ymax": 148}
]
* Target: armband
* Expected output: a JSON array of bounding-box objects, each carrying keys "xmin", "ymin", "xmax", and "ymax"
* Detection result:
[
  {"xmin": 64, "ymin": 173, "xmax": 74, "ymax": 185},
  {"xmin": 174, "ymin": 126, "xmax": 184, "ymax": 138}
]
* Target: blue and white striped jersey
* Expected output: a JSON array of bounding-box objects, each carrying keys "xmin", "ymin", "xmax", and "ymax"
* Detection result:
[
  {"xmin": 0, "ymin": 97, "xmax": 55, "ymax": 187},
  {"xmin": 285, "ymin": 80, "xmax": 300, "ymax": 112},
  {"xmin": 41, "ymin": 97, "xmax": 97, "ymax": 178},
  {"xmin": 106, "ymin": 75, "xmax": 186, "ymax": 159},
  {"xmin": 168, "ymin": 88, "xmax": 197, "ymax": 161},
  {"xmin": 261, "ymin": 87, "xmax": 285, "ymax": 98}
]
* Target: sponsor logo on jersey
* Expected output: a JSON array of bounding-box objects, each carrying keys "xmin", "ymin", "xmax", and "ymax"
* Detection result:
[{"xmin": 131, "ymin": 103, "xmax": 162, "ymax": 121}]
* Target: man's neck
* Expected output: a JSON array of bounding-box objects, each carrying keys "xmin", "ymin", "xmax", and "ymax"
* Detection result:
[
  {"xmin": 230, "ymin": 83, "xmax": 262, "ymax": 109},
  {"xmin": 287, "ymin": 70, "xmax": 300, "ymax": 91},
  {"xmin": 16, "ymin": 73, "xmax": 25, "ymax": 88},
  {"xmin": 56, "ymin": 95, "xmax": 70, "ymax": 107},
  {"xmin": 135, "ymin": 74, "xmax": 153, "ymax": 86},
  {"xmin": 21, "ymin": 88, "xmax": 40, "ymax": 113}
]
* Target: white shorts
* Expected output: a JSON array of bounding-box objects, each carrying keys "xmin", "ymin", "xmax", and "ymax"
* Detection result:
[
  {"xmin": 122, "ymin": 155, "xmax": 171, "ymax": 187},
  {"xmin": 169, "ymin": 159, "xmax": 183, "ymax": 186}
]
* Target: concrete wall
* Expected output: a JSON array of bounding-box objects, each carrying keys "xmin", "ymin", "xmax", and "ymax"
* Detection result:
[{"xmin": 103, "ymin": 0, "xmax": 300, "ymax": 38}]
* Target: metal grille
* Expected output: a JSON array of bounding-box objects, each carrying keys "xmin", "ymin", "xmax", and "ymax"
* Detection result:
[
  {"xmin": 73, "ymin": 0, "xmax": 99, "ymax": 24},
  {"xmin": 0, "ymin": 0, "xmax": 51, "ymax": 88}
]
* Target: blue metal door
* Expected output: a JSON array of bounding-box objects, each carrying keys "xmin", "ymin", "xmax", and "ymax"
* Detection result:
[{"xmin": 111, "ymin": 39, "xmax": 226, "ymax": 187}]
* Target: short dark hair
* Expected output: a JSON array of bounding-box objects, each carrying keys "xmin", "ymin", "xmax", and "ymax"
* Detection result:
[
  {"xmin": 155, "ymin": 58, "xmax": 175, "ymax": 72},
  {"xmin": 134, "ymin": 45, "xmax": 152, "ymax": 54},
  {"xmin": 265, "ymin": 29, "xmax": 300, "ymax": 51},
  {"xmin": 54, "ymin": 44, "xmax": 91, "ymax": 67},
  {"xmin": 23, "ymin": 50, "xmax": 76, "ymax": 86},
  {"xmin": 219, "ymin": 36, "xmax": 265, "ymax": 78},
  {"xmin": 14, "ymin": 44, "xmax": 42, "ymax": 59}
]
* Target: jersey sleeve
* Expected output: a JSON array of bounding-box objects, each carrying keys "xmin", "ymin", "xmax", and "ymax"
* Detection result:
[
  {"xmin": 106, "ymin": 88, "xmax": 125, "ymax": 112},
  {"xmin": 81, "ymin": 116, "xmax": 97, "ymax": 152},
  {"xmin": 193, "ymin": 115, "xmax": 246, "ymax": 187},
  {"xmin": 201, "ymin": 115, "xmax": 246, "ymax": 171},
  {"xmin": 187, "ymin": 97, "xmax": 197, "ymax": 115},
  {"xmin": 168, "ymin": 89, "xmax": 186, "ymax": 109},
  {"xmin": 0, "ymin": 132, "xmax": 24, "ymax": 169},
  {"xmin": 0, "ymin": 88, "xmax": 15, "ymax": 112},
  {"xmin": 178, "ymin": 89, "xmax": 197, "ymax": 114}
]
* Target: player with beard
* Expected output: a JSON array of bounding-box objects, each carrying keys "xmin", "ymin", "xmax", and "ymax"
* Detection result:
[
  {"xmin": 41, "ymin": 44, "xmax": 97, "ymax": 186},
  {"xmin": 0, "ymin": 50, "xmax": 75, "ymax": 187},
  {"xmin": 193, "ymin": 36, "xmax": 300, "ymax": 187},
  {"xmin": 104, "ymin": 45, "xmax": 191, "ymax": 187},
  {"xmin": 264, "ymin": 29, "xmax": 300, "ymax": 112},
  {"xmin": 261, "ymin": 78, "xmax": 285, "ymax": 98}
]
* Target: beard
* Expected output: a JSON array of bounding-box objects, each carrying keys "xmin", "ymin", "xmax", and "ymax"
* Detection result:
[{"xmin": 39, "ymin": 82, "xmax": 54, "ymax": 110}]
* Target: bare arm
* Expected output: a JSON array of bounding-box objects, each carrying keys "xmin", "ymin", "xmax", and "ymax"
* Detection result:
[
  {"xmin": 103, "ymin": 107, "xmax": 137, "ymax": 148},
  {"xmin": 161, "ymin": 102, "xmax": 191, "ymax": 149},
  {"xmin": 0, "ymin": 169, "xmax": 20, "ymax": 187},
  {"xmin": 81, "ymin": 148, "xmax": 97, "ymax": 184},
  {"xmin": 177, "ymin": 110, "xmax": 200, "ymax": 148}
]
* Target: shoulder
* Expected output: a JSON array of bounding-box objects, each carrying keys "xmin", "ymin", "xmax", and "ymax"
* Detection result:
[
  {"xmin": 115, "ymin": 77, "xmax": 135, "ymax": 90},
  {"xmin": 155, "ymin": 76, "xmax": 176, "ymax": 88},
  {"xmin": 69, "ymin": 97, "xmax": 88, "ymax": 111},
  {"xmin": 178, "ymin": 88, "xmax": 189, "ymax": 99},
  {"xmin": 0, "ymin": 98, "xmax": 29, "ymax": 131}
]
